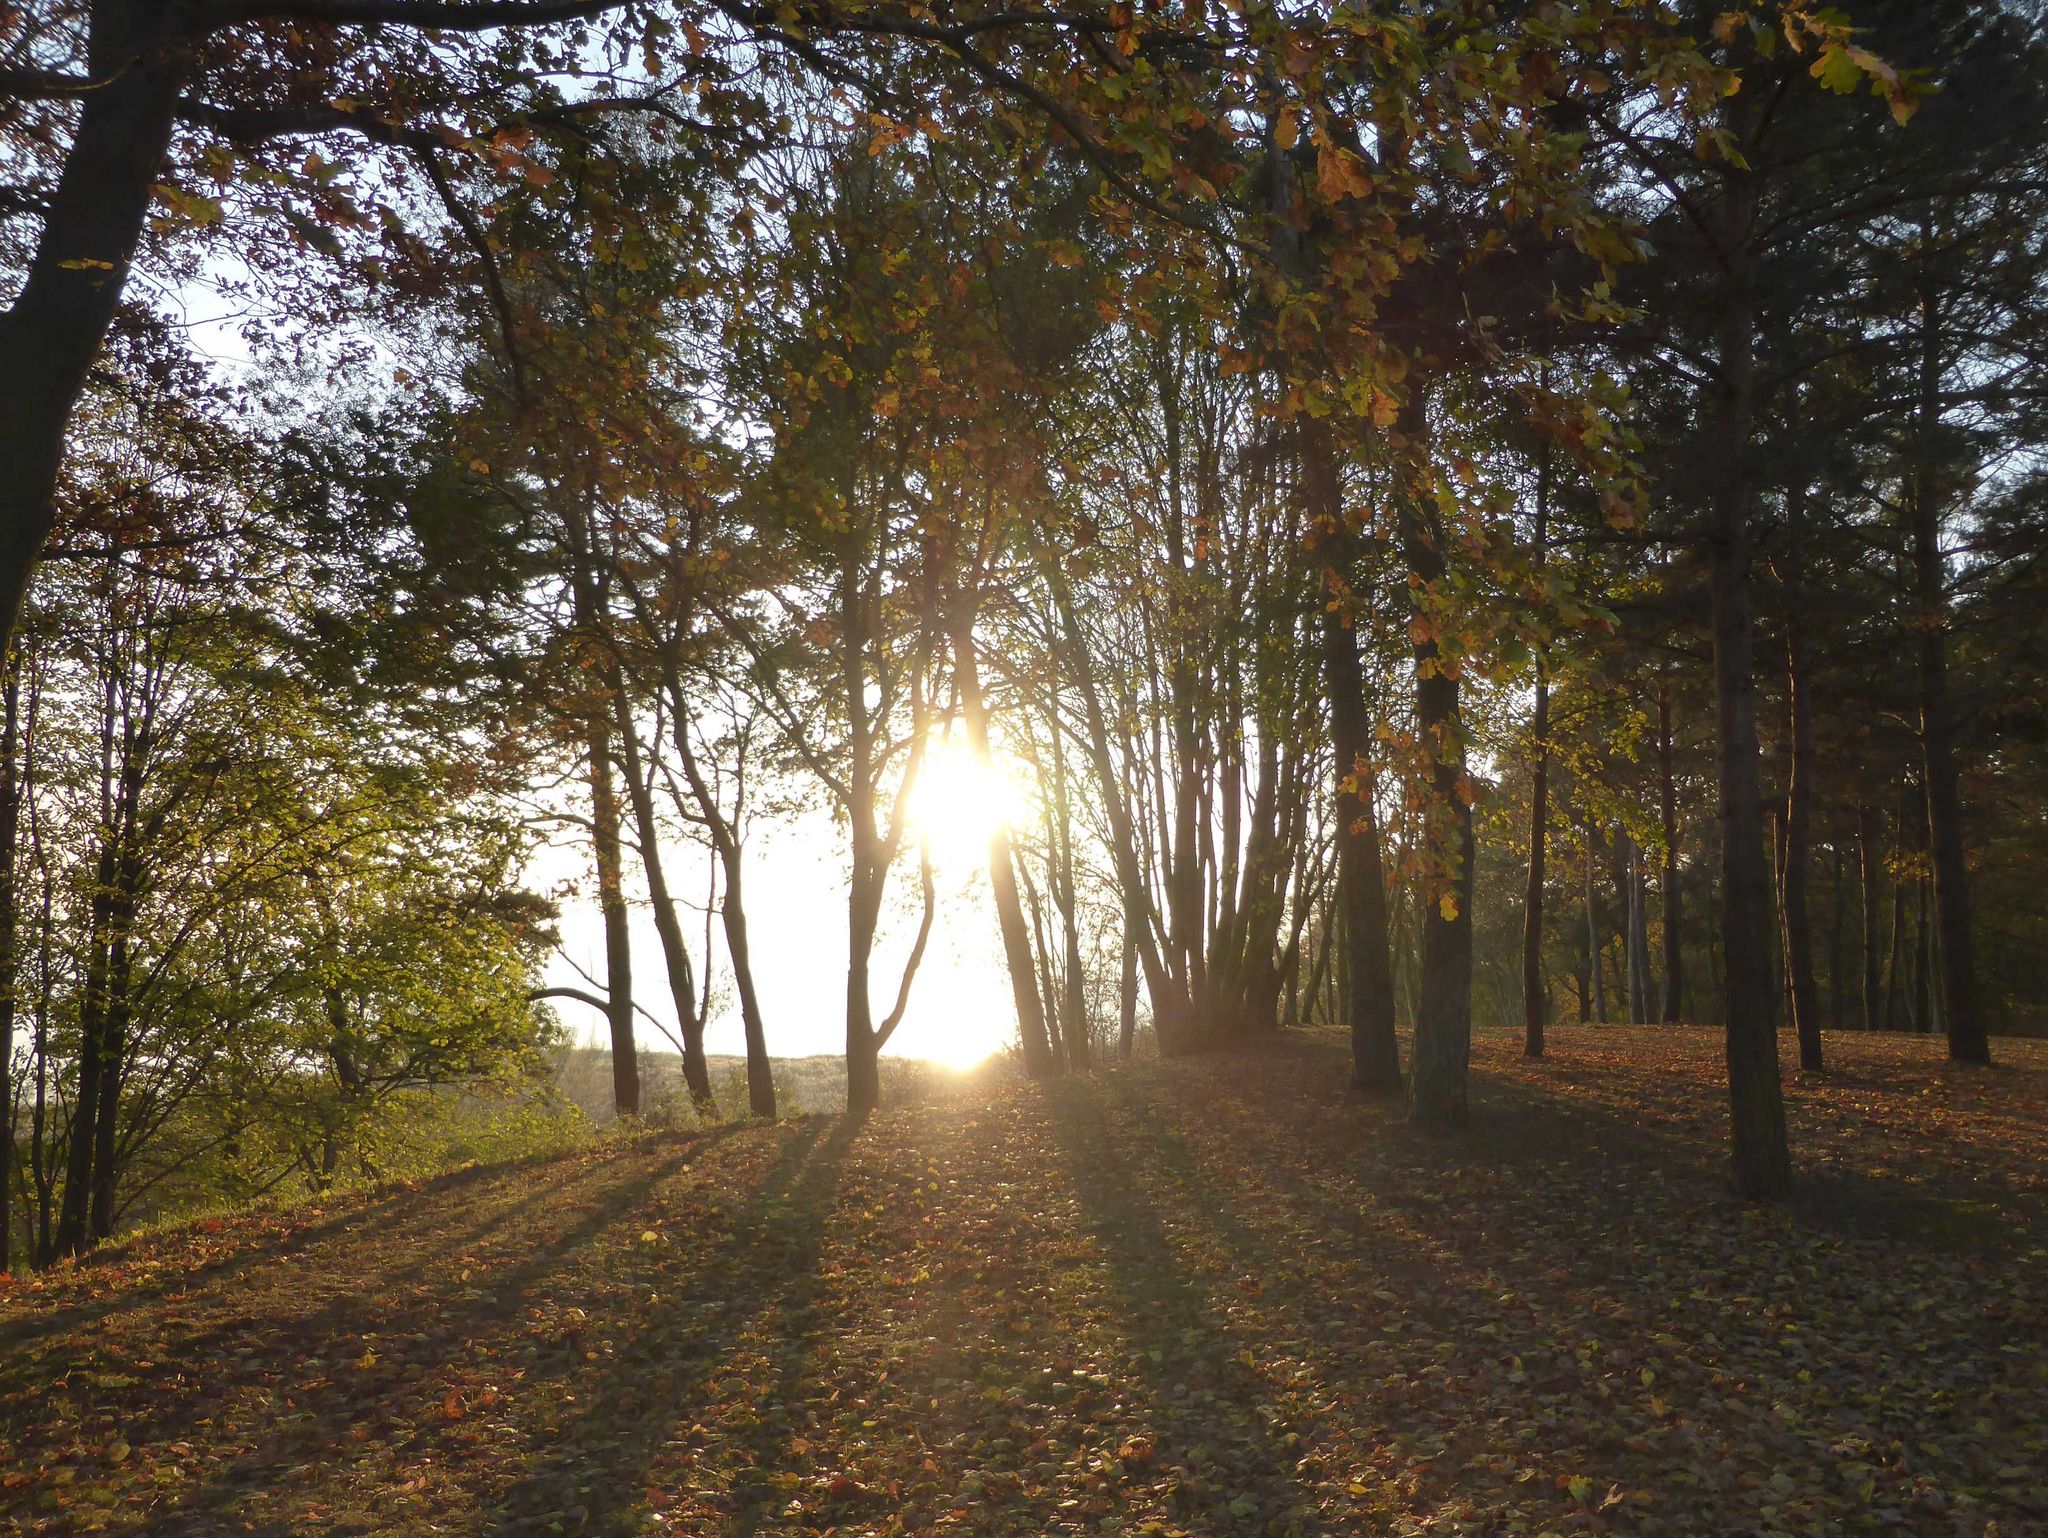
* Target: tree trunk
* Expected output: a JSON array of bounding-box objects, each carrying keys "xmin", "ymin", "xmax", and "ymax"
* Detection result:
[
  {"xmin": 1882, "ymin": 845, "xmax": 1906, "ymax": 1032},
  {"xmin": 90, "ymin": 886, "xmax": 137, "ymax": 1239},
  {"xmin": 1520, "ymin": 438, "xmax": 1554, "ymax": 1057},
  {"xmin": 1658, "ymin": 680, "xmax": 1684, "ymax": 1023},
  {"xmin": 1392, "ymin": 394, "xmax": 1474, "ymax": 1131},
  {"xmin": 1907, "ymin": 241, "xmax": 1988, "ymax": 1064},
  {"xmin": 664, "ymin": 697, "xmax": 774, "ymax": 1118},
  {"xmin": 586, "ymin": 707, "xmax": 639, "ymax": 1118},
  {"xmin": 1826, "ymin": 839, "xmax": 1846, "ymax": 1034},
  {"xmin": 1621, "ymin": 834, "xmax": 1653, "ymax": 1022},
  {"xmin": 846, "ymin": 954, "xmax": 881, "ymax": 1117},
  {"xmin": 1060, "ymin": 901, "xmax": 1089, "ymax": 1071},
  {"xmin": 953, "ymin": 618, "xmax": 1058, "ymax": 1079},
  {"xmin": 1858, "ymin": 803, "xmax": 1882, "ymax": 1031},
  {"xmin": 612, "ymin": 685, "xmax": 712, "ymax": 1112},
  {"xmin": 1521, "ymin": 677, "xmax": 1550, "ymax": 1057},
  {"xmin": 1704, "ymin": 87, "xmax": 1791, "ymax": 1196},
  {"xmin": 1044, "ymin": 559, "xmax": 1178, "ymax": 1044},
  {"xmin": 1913, "ymin": 877, "xmax": 1933, "ymax": 1035},
  {"xmin": 1119, "ymin": 918, "xmax": 1137, "ymax": 1059},
  {"xmin": 0, "ymin": 659, "xmax": 17, "ymax": 1269},
  {"xmin": 0, "ymin": 7, "xmax": 186, "ymax": 653},
  {"xmin": 1782, "ymin": 501, "xmax": 1823, "ymax": 1072},
  {"xmin": 1304, "ymin": 424, "xmax": 1401, "ymax": 1093},
  {"xmin": 1585, "ymin": 828, "xmax": 1606, "ymax": 1024},
  {"xmin": 55, "ymin": 863, "xmax": 113, "ymax": 1257}
]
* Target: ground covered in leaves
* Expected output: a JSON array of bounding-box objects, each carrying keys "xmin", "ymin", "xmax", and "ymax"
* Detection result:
[{"xmin": 4, "ymin": 1027, "xmax": 2045, "ymax": 1538}]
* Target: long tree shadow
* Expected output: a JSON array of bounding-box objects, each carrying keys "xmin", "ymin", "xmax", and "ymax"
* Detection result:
[
  {"xmin": 1475, "ymin": 1048, "xmax": 2042, "ymax": 1247},
  {"xmin": 0, "ymin": 1133, "xmax": 735, "ymax": 1365},
  {"xmin": 1113, "ymin": 1039, "xmax": 2044, "ymax": 1532},
  {"xmin": 479, "ymin": 1111, "xmax": 863, "ymax": 1536},
  {"xmin": 117, "ymin": 1139, "xmax": 713, "ymax": 1535},
  {"xmin": 1040, "ymin": 1077, "xmax": 1325, "ymax": 1537}
]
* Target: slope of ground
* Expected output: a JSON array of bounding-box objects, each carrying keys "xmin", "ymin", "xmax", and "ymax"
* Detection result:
[
  {"xmin": 550, "ymin": 1049, "xmax": 989, "ymax": 1126},
  {"xmin": 3, "ymin": 1027, "xmax": 2044, "ymax": 1537}
]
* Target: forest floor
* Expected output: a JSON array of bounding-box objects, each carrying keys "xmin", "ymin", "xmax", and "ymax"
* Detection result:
[{"xmin": 3, "ymin": 1027, "xmax": 2045, "ymax": 1538}]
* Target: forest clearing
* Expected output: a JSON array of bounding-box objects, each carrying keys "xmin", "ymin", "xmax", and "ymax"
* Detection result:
[{"xmin": 4, "ymin": 1027, "xmax": 2044, "ymax": 1537}]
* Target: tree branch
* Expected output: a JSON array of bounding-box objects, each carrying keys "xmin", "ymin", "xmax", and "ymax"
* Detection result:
[{"xmin": 197, "ymin": 0, "xmax": 631, "ymax": 35}]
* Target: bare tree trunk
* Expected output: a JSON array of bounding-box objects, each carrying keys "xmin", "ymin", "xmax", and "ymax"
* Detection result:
[
  {"xmin": 1908, "ymin": 233, "xmax": 1988, "ymax": 1064},
  {"xmin": 1304, "ymin": 423, "xmax": 1401, "ymax": 1093},
  {"xmin": 1622, "ymin": 834, "xmax": 1652, "ymax": 1022},
  {"xmin": 89, "ymin": 868, "xmax": 138, "ymax": 1239},
  {"xmin": 1585, "ymin": 828, "xmax": 1606, "ymax": 1024},
  {"xmin": 1782, "ymin": 527, "xmax": 1822, "ymax": 1072},
  {"xmin": 1521, "ymin": 398, "xmax": 1554, "ymax": 1057},
  {"xmin": 0, "ymin": 658, "xmax": 17, "ymax": 1269},
  {"xmin": 1704, "ymin": 87, "xmax": 1791, "ymax": 1196},
  {"xmin": 1658, "ymin": 681, "xmax": 1684, "ymax": 1022},
  {"xmin": 1060, "ymin": 895, "xmax": 1089, "ymax": 1071},
  {"xmin": 1914, "ymin": 877, "xmax": 1934, "ymax": 1035},
  {"xmin": 843, "ymin": 547, "xmax": 885, "ymax": 1118},
  {"xmin": 1391, "ymin": 394, "xmax": 1474, "ymax": 1131},
  {"xmin": 1858, "ymin": 803, "xmax": 1882, "ymax": 1031},
  {"xmin": 1882, "ymin": 839, "xmax": 1906, "ymax": 1032},
  {"xmin": 1044, "ymin": 560, "xmax": 1179, "ymax": 1045},
  {"xmin": 954, "ymin": 618, "xmax": 1058, "ymax": 1079},
  {"xmin": 664, "ymin": 703, "xmax": 774, "ymax": 1118},
  {"xmin": 1827, "ymin": 838, "xmax": 1847, "ymax": 1034},
  {"xmin": 0, "ymin": 7, "xmax": 185, "ymax": 652},
  {"xmin": 56, "ymin": 680, "xmax": 120, "ymax": 1258},
  {"xmin": 586, "ymin": 707, "xmax": 639, "ymax": 1119},
  {"xmin": 846, "ymin": 914, "xmax": 881, "ymax": 1118},
  {"xmin": 613, "ymin": 686, "xmax": 711, "ymax": 1112},
  {"xmin": 1119, "ymin": 918, "xmax": 1137, "ymax": 1058}
]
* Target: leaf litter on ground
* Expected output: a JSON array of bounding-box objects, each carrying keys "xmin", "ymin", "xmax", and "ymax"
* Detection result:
[{"xmin": 2, "ymin": 1025, "xmax": 2044, "ymax": 1537}]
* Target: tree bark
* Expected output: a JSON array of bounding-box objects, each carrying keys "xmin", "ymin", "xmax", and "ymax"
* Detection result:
[
  {"xmin": 1305, "ymin": 426, "xmax": 1401, "ymax": 1095},
  {"xmin": 1585, "ymin": 827, "xmax": 1606, "ymax": 1024},
  {"xmin": 1045, "ymin": 557, "xmax": 1178, "ymax": 1043},
  {"xmin": 612, "ymin": 684, "xmax": 712, "ymax": 1111},
  {"xmin": 1703, "ymin": 84, "xmax": 1791, "ymax": 1196},
  {"xmin": 1907, "ymin": 235, "xmax": 1989, "ymax": 1064},
  {"xmin": 664, "ymin": 699, "xmax": 775, "ymax": 1118},
  {"xmin": 0, "ymin": 5, "xmax": 186, "ymax": 652},
  {"xmin": 1782, "ymin": 493, "xmax": 1823, "ymax": 1072},
  {"xmin": 1826, "ymin": 838, "xmax": 1847, "ymax": 1034},
  {"xmin": 953, "ymin": 617, "xmax": 1058, "ymax": 1079},
  {"xmin": 1658, "ymin": 680, "xmax": 1684, "ymax": 1022},
  {"xmin": 585, "ymin": 705, "xmax": 639, "ymax": 1118},
  {"xmin": 1392, "ymin": 394, "xmax": 1474, "ymax": 1131},
  {"xmin": 1621, "ymin": 833, "xmax": 1653, "ymax": 1022},
  {"xmin": 1858, "ymin": 803, "xmax": 1882, "ymax": 1031},
  {"xmin": 1521, "ymin": 436, "xmax": 1553, "ymax": 1057},
  {"xmin": 0, "ymin": 660, "xmax": 19, "ymax": 1269},
  {"xmin": 1119, "ymin": 917, "xmax": 1137, "ymax": 1059},
  {"xmin": 90, "ymin": 895, "xmax": 137, "ymax": 1239},
  {"xmin": 1882, "ymin": 840, "xmax": 1906, "ymax": 1032}
]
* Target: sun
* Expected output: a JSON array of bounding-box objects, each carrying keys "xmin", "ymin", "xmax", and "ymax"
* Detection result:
[{"xmin": 907, "ymin": 735, "xmax": 1028, "ymax": 870}]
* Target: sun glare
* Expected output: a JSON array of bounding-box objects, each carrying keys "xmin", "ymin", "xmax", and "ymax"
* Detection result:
[{"xmin": 908, "ymin": 736, "xmax": 1028, "ymax": 870}]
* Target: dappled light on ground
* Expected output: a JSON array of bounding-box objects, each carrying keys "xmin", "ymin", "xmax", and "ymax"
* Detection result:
[{"xmin": 3, "ymin": 1028, "xmax": 2043, "ymax": 1536}]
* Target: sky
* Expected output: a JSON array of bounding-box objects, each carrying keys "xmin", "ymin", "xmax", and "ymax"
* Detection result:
[{"xmin": 538, "ymin": 737, "xmax": 1028, "ymax": 1069}]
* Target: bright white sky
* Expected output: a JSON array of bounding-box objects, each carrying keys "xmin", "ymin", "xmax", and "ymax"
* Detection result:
[{"xmin": 539, "ymin": 738, "xmax": 1028, "ymax": 1069}]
